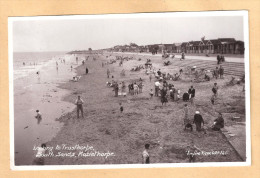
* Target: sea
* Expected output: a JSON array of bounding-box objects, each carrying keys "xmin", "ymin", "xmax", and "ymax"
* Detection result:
[{"xmin": 12, "ymin": 51, "xmax": 82, "ymax": 165}]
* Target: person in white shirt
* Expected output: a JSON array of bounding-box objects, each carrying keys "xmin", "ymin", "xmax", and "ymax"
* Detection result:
[
  {"xmin": 75, "ymin": 96, "xmax": 84, "ymax": 119},
  {"xmin": 154, "ymin": 81, "xmax": 161, "ymax": 97}
]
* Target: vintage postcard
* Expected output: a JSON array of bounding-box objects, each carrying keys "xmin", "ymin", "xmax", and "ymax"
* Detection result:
[{"xmin": 8, "ymin": 11, "xmax": 250, "ymax": 170}]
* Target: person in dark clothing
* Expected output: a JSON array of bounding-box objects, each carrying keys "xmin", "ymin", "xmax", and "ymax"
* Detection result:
[
  {"xmin": 212, "ymin": 83, "xmax": 219, "ymax": 97},
  {"xmin": 217, "ymin": 55, "xmax": 221, "ymax": 64},
  {"xmin": 157, "ymin": 69, "xmax": 161, "ymax": 76},
  {"xmin": 204, "ymin": 73, "xmax": 210, "ymax": 81},
  {"xmin": 214, "ymin": 67, "xmax": 219, "ymax": 79},
  {"xmin": 221, "ymin": 55, "xmax": 225, "ymax": 62},
  {"xmin": 219, "ymin": 65, "xmax": 224, "ymax": 79},
  {"xmin": 161, "ymin": 87, "xmax": 168, "ymax": 105},
  {"xmin": 183, "ymin": 92, "xmax": 189, "ymax": 101},
  {"xmin": 129, "ymin": 83, "xmax": 134, "ymax": 95},
  {"xmin": 85, "ymin": 67, "xmax": 89, "ymax": 74},
  {"xmin": 119, "ymin": 103, "xmax": 124, "ymax": 113},
  {"xmin": 193, "ymin": 111, "xmax": 204, "ymax": 131},
  {"xmin": 212, "ymin": 113, "xmax": 224, "ymax": 131},
  {"xmin": 169, "ymin": 89, "xmax": 174, "ymax": 101},
  {"xmin": 142, "ymin": 144, "xmax": 150, "ymax": 164},
  {"xmin": 181, "ymin": 52, "xmax": 185, "ymax": 60},
  {"xmin": 183, "ymin": 104, "xmax": 193, "ymax": 131},
  {"xmin": 75, "ymin": 96, "xmax": 84, "ymax": 119},
  {"xmin": 188, "ymin": 86, "xmax": 195, "ymax": 98},
  {"xmin": 179, "ymin": 69, "xmax": 183, "ymax": 75},
  {"xmin": 128, "ymin": 84, "xmax": 131, "ymax": 93},
  {"xmin": 107, "ymin": 69, "xmax": 110, "ymax": 78},
  {"xmin": 114, "ymin": 82, "xmax": 119, "ymax": 97},
  {"xmin": 188, "ymin": 86, "xmax": 195, "ymax": 104}
]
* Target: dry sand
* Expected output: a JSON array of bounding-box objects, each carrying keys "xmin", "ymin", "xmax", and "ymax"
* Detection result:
[{"xmin": 45, "ymin": 53, "xmax": 245, "ymax": 165}]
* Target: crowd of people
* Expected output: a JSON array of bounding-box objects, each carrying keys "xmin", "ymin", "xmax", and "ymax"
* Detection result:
[
  {"xmin": 101, "ymin": 52, "xmax": 228, "ymax": 164},
  {"xmin": 32, "ymin": 53, "xmax": 229, "ymax": 165}
]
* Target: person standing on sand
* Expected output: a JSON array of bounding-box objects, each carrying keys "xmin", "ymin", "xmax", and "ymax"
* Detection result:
[
  {"xmin": 172, "ymin": 85, "xmax": 177, "ymax": 101},
  {"xmin": 193, "ymin": 111, "xmax": 204, "ymax": 132},
  {"xmin": 154, "ymin": 81, "xmax": 160, "ymax": 97},
  {"xmin": 161, "ymin": 87, "xmax": 168, "ymax": 105},
  {"xmin": 149, "ymin": 89, "xmax": 154, "ymax": 99},
  {"xmin": 183, "ymin": 104, "xmax": 192, "ymax": 131},
  {"xmin": 121, "ymin": 81, "xmax": 127, "ymax": 97},
  {"xmin": 75, "ymin": 96, "xmax": 84, "ymax": 119},
  {"xmin": 85, "ymin": 67, "xmax": 89, "ymax": 74},
  {"xmin": 119, "ymin": 103, "xmax": 124, "ymax": 113},
  {"xmin": 142, "ymin": 144, "xmax": 150, "ymax": 164},
  {"xmin": 217, "ymin": 55, "xmax": 221, "ymax": 64},
  {"xmin": 214, "ymin": 67, "xmax": 219, "ymax": 79},
  {"xmin": 35, "ymin": 110, "xmax": 42, "ymax": 124},
  {"xmin": 56, "ymin": 61, "xmax": 58, "ymax": 71},
  {"xmin": 188, "ymin": 86, "xmax": 195, "ymax": 105},
  {"xmin": 212, "ymin": 83, "xmax": 219, "ymax": 97},
  {"xmin": 130, "ymin": 83, "xmax": 134, "ymax": 95},
  {"xmin": 133, "ymin": 83, "xmax": 139, "ymax": 95},
  {"xmin": 114, "ymin": 82, "xmax": 119, "ymax": 97},
  {"xmin": 219, "ymin": 65, "xmax": 224, "ymax": 79},
  {"xmin": 107, "ymin": 69, "xmax": 110, "ymax": 78},
  {"xmin": 138, "ymin": 82, "xmax": 143, "ymax": 93}
]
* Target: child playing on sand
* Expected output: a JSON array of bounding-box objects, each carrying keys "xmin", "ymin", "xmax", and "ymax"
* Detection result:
[
  {"xmin": 149, "ymin": 89, "xmax": 153, "ymax": 99},
  {"xmin": 119, "ymin": 103, "xmax": 124, "ymax": 113},
  {"xmin": 35, "ymin": 110, "xmax": 42, "ymax": 124}
]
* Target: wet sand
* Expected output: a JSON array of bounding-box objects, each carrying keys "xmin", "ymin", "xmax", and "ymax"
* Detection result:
[
  {"xmin": 45, "ymin": 52, "xmax": 245, "ymax": 165},
  {"xmin": 14, "ymin": 54, "xmax": 82, "ymax": 165}
]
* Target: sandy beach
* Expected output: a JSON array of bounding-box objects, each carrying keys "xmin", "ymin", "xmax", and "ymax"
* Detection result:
[{"xmin": 42, "ymin": 52, "xmax": 245, "ymax": 165}]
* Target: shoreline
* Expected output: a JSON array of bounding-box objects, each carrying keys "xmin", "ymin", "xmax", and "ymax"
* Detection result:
[
  {"xmin": 44, "ymin": 52, "xmax": 245, "ymax": 165},
  {"xmin": 14, "ymin": 53, "xmax": 82, "ymax": 165}
]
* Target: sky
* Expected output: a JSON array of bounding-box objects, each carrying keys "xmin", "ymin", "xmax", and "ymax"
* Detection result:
[{"xmin": 12, "ymin": 13, "xmax": 245, "ymax": 52}]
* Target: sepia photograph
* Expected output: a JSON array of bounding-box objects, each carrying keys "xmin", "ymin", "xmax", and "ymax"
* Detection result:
[{"xmin": 9, "ymin": 11, "xmax": 250, "ymax": 170}]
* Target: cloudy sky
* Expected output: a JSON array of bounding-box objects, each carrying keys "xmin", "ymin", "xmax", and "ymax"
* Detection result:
[{"xmin": 11, "ymin": 12, "xmax": 245, "ymax": 52}]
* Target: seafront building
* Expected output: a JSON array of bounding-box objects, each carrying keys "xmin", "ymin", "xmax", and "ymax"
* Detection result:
[{"xmin": 109, "ymin": 38, "xmax": 244, "ymax": 55}]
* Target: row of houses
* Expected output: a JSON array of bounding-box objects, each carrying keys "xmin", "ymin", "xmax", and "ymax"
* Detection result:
[{"xmin": 110, "ymin": 38, "xmax": 244, "ymax": 55}]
